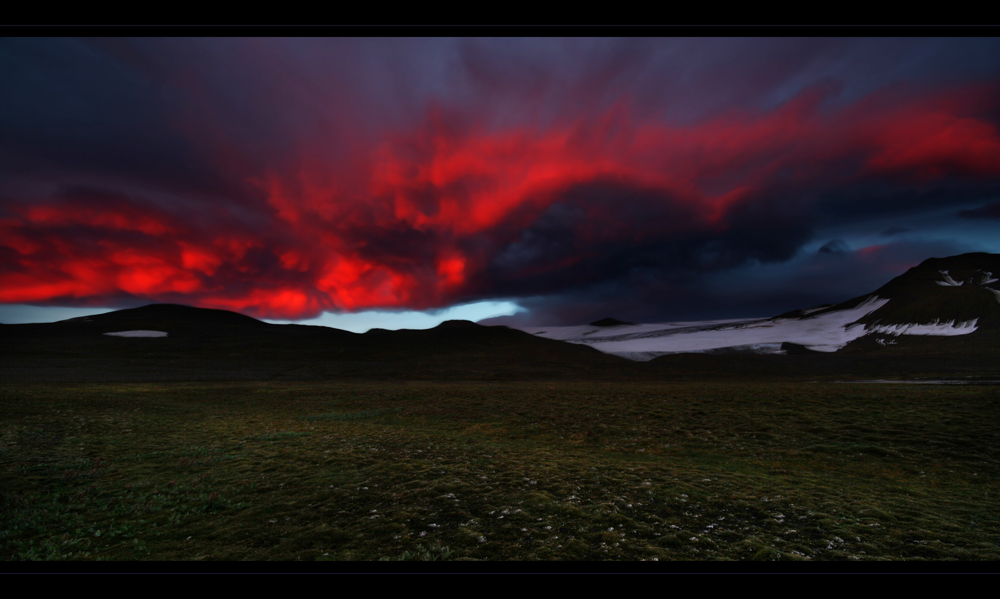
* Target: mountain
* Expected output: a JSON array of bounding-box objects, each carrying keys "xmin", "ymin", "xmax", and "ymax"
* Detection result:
[
  {"xmin": 807, "ymin": 253, "xmax": 1000, "ymax": 331},
  {"xmin": 63, "ymin": 303, "xmax": 271, "ymax": 330},
  {"xmin": 0, "ymin": 304, "xmax": 633, "ymax": 383},
  {"xmin": 515, "ymin": 253, "xmax": 1000, "ymax": 363},
  {"xmin": 3, "ymin": 254, "xmax": 998, "ymax": 382},
  {"xmin": 821, "ymin": 253, "xmax": 1000, "ymax": 355}
]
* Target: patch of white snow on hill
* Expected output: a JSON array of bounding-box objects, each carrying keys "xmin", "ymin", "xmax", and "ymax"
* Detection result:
[
  {"xmin": 522, "ymin": 319, "xmax": 751, "ymax": 342},
  {"xmin": 987, "ymin": 288, "xmax": 1000, "ymax": 304},
  {"xmin": 611, "ymin": 342, "xmax": 788, "ymax": 361},
  {"xmin": 549, "ymin": 296, "xmax": 890, "ymax": 360},
  {"xmin": 979, "ymin": 270, "xmax": 998, "ymax": 284},
  {"xmin": 103, "ymin": 330, "xmax": 168, "ymax": 338},
  {"xmin": 866, "ymin": 319, "xmax": 978, "ymax": 336},
  {"xmin": 936, "ymin": 270, "xmax": 963, "ymax": 286}
]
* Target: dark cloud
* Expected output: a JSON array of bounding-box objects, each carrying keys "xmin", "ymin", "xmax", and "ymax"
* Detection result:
[
  {"xmin": 816, "ymin": 184, "xmax": 1000, "ymax": 225},
  {"xmin": 480, "ymin": 237, "xmax": 979, "ymax": 327},
  {"xmin": 958, "ymin": 201, "xmax": 1000, "ymax": 220},
  {"xmin": 0, "ymin": 39, "xmax": 239, "ymax": 201},
  {"xmin": 2, "ymin": 38, "xmax": 1000, "ymax": 322},
  {"xmin": 818, "ymin": 239, "xmax": 850, "ymax": 254},
  {"xmin": 880, "ymin": 227, "xmax": 911, "ymax": 237}
]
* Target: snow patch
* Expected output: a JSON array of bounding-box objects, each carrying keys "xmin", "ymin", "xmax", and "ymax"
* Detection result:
[
  {"xmin": 522, "ymin": 320, "xmax": 751, "ymax": 342},
  {"xmin": 735, "ymin": 343, "xmax": 787, "ymax": 354},
  {"xmin": 520, "ymin": 296, "xmax": 890, "ymax": 360},
  {"xmin": 612, "ymin": 351, "xmax": 678, "ymax": 361},
  {"xmin": 866, "ymin": 319, "xmax": 978, "ymax": 336},
  {"xmin": 979, "ymin": 270, "xmax": 999, "ymax": 285},
  {"xmin": 936, "ymin": 270, "xmax": 963, "ymax": 286},
  {"xmin": 704, "ymin": 343, "xmax": 786, "ymax": 355},
  {"xmin": 626, "ymin": 343, "xmax": 788, "ymax": 361},
  {"xmin": 103, "ymin": 330, "xmax": 168, "ymax": 338},
  {"xmin": 519, "ymin": 288, "xmax": 988, "ymax": 361}
]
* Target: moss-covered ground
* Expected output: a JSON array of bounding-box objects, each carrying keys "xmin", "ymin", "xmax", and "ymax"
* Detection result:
[{"xmin": 2, "ymin": 381, "xmax": 998, "ymax": 563}]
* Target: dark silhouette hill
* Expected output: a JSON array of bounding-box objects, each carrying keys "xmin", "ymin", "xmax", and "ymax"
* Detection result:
[
  {"xmin": 0, "ymin": 304, "xmax": 636, "ymax": 382},
  {"xmin": 72, "ymin": 303, "xmax": 269, "ymax": 329},
  {"xmin": 3, "ymin": 254, "xmax": 998, "ymax": 382}
]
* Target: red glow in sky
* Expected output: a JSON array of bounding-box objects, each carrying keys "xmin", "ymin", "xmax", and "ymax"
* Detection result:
[{"xmin": 2, "ymin": 82, "xmax": 999, "ymax": 320}]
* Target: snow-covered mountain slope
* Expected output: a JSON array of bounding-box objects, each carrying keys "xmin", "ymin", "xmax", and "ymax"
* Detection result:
[
  {"xmin": 519, "ymin": 298, "xmax": 893, "ymax": 360},
  {"xmin": 516, "ymin": 253, "xmax": 1000, "ymax": 361},
  {"xmin": 831, "ymin": 254, "xmax": 1000, "ymax": 327}
]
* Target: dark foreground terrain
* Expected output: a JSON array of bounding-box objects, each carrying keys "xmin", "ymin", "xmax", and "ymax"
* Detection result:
[
  {"xmin": 3, "ymin": 303, "xmax": 1000, "ymax": 384},
  {"xmin": 3, "ymin": 284, "xmax": 1000, "ymax": 566},
  {"xmin": 2, "ymin": 380, "xmax": 998, "ymax": 564}
]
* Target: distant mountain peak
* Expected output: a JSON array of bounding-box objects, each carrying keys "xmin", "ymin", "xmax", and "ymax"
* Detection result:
[
  {"xmin": 434, "ymin": 319, "xmax": 481, "ymax": 329},
  {"xmin": 848, "ymin": 253, "xmax": 1000, "ymax": 326},
  {"xmin": 55, "ymin": 303, "xmax": 268, "ymax": 329},
  {"xmin": 763, "ymin": 252, "xmax": 1000, "ymax": 354},
  {"xmin": 522, "ymin": 253, "xmax": 1000, "ymax": 360}
]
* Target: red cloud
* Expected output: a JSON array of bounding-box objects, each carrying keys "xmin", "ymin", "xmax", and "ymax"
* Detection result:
[{"xmin": 2, "ymin": 83, "xmax": 999, "ymax": 319}]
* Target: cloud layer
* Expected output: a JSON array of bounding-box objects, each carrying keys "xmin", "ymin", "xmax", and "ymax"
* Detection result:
[{"xmin": 2, "ymin": 38, "xmax": 1000, "ymax": 323}]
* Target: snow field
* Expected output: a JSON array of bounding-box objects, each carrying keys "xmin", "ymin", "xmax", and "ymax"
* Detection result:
[{"xmin": 517, "ymin": 294, "xmax": 982, "ymax": 361}]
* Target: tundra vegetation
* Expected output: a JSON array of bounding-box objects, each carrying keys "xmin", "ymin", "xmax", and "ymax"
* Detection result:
[{"xmin": 2, "ymin": 380, "xmax": 998, "ymax": 562}]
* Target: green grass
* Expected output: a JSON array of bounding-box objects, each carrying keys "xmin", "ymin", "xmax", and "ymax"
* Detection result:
[{"xmin": 2, "ymin": 380, "xmax": 999, "ymax": 562}]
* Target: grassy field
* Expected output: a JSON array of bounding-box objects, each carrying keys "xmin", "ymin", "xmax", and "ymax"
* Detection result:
[{"xmin": 2, "ymin": 380, "xmax": 999, "ymax": 565}]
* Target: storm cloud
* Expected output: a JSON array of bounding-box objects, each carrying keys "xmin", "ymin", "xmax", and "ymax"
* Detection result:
[{"xmin": 2, "ymin": 38, "xmax": 1000, "ymax": 323}]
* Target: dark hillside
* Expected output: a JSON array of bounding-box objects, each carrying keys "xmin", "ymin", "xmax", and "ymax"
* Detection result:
[
  {"xmin": 803, "ymin": 253, "xmax": 1000, "ymax": 329},
  {"xmin": 4, "ymin": 253, "xmax": 999, "ymax": 383},
  {"xmin": 0, "ymin": 306, "xmax": 635, "ymax": 383}
]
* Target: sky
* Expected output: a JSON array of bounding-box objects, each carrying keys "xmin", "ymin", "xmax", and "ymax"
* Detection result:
[{"xmin": 2, "ymin": 37, "xmax": 1000, "ymax": 330}]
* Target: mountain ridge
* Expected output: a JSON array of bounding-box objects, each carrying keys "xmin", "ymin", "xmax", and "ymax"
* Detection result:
[
  {"xmin": 516, "ymin": 253, "xmax": 1000, "ymax": 362},
  {"xmin": 2, "ymin": 253, "xmax": 998, "ymax": 382},
  {"xmin": 796, "ymin": 253, "xmax": 1000, "ymax": 330}
]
